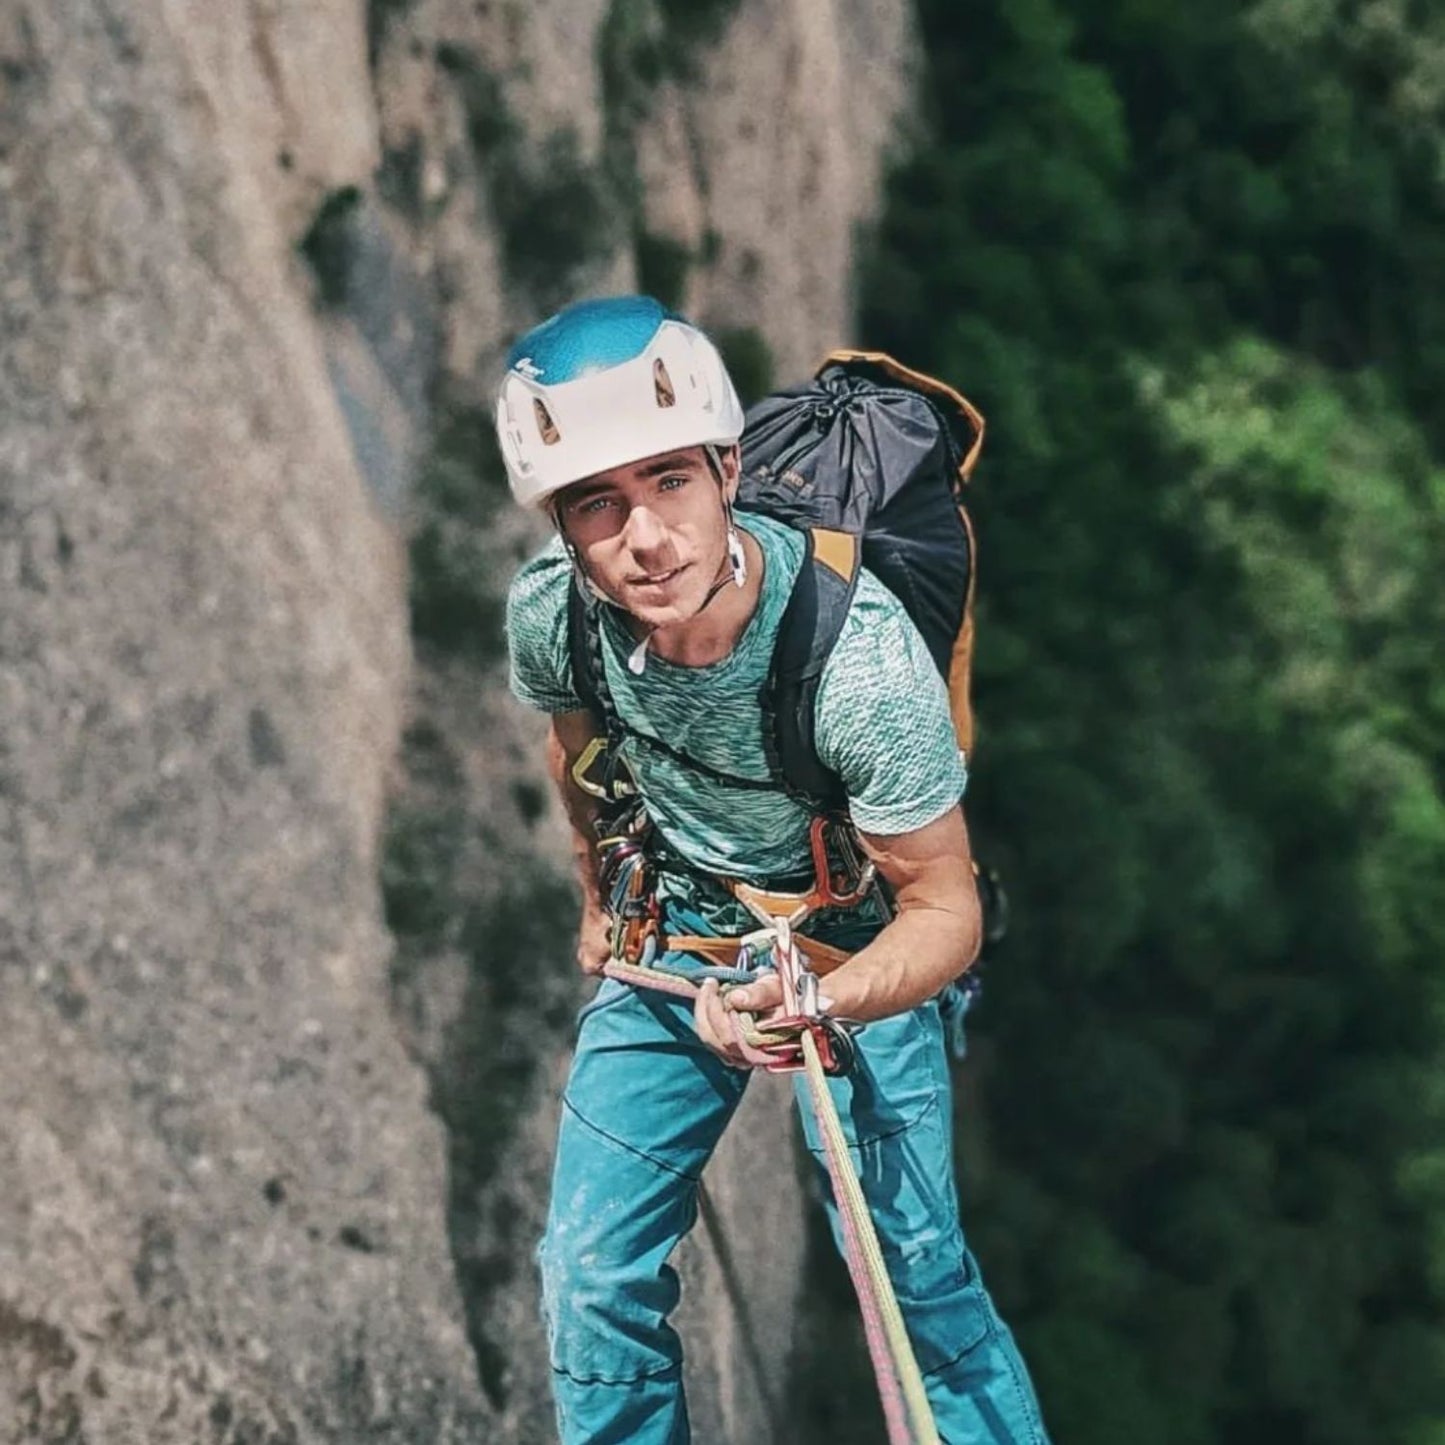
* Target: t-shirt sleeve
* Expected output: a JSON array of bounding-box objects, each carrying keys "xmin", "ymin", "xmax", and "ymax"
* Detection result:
[
  {"xmin": 504, "ymin": 542, "xmax": 586, "ymax": 714},
  {"xmin": 812, "ymin": 574, "xmax": 968, "ymax": 836}
]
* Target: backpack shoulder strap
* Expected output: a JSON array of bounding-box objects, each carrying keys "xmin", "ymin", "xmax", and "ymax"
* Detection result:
[
  {"xmin": 567, "ymin": 581, "xmax": 613, "ymax": 728},
  {"xmin": 766, "ymin": 528, "xmax": 861, "ymax": 813},
  {"xmin": 563, "ymin": 580, "xmax": 604, "ymax": 716}
]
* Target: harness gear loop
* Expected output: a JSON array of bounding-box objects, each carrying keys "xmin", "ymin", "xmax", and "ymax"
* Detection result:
[{"xmin": 727, "ymin": 815, "xmax": 879, "ymax": 925}]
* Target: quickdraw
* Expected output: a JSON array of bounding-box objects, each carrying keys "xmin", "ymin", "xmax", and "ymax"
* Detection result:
[{"xmin": 597, "ymin": 817, "xmax": 663, "ymax": 969}]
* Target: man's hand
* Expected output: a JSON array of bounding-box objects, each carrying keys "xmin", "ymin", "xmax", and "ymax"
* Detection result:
[
  {"xmin": 577, "ymin": 896, "xmax": 612, "ymax": 977},
  {"xmin": 693, "ymin": 973, "xmax": 785, "ymax": 1068}
]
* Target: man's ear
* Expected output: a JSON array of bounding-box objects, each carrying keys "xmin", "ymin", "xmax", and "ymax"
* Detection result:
[{"xmin": 719, "ymin": 443, "xmax": 742, "ymax": 503}]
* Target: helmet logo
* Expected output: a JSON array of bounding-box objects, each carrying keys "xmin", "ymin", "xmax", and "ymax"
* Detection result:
[
  {"xmin": 653, "ymin": 358, "xmax": 676, "ymax": 409},
  {"xmin": 533, "ymin": 398, "xmax": 561, "ymax": 445},
  {"xmin": 514, "ymin": 356, "xmax": 543, "ymax": 380}
]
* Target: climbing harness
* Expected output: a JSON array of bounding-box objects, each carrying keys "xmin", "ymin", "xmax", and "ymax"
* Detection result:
[{"xmin": 575, "ymin": 741, "xmax": 869, "ymax": 976}]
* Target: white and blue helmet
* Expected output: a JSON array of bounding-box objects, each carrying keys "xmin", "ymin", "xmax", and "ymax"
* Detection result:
[{"xmin": 496, "ymin": 296, "xmax": 746, "ymax": 510}]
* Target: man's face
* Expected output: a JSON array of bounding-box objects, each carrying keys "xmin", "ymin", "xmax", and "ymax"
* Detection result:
[{"xmin": 554, "ymin": 445, "xmax": 738, "ymax": 628}]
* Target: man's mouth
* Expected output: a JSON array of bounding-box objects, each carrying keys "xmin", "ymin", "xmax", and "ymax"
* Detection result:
[{"xmin": 630, "ymin": 565, "xmax": 688, "ymax": 588}]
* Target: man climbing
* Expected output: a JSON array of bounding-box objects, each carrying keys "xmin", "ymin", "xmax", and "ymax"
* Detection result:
[{"xmin": 500, "ymin": 294, "xmax": 1050, "ymax": 1444}]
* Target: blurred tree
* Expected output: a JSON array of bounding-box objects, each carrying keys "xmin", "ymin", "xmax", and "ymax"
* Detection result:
[{"xmin": 793, "ymin": 1, "xmax": 1445, "ymax": 1441}]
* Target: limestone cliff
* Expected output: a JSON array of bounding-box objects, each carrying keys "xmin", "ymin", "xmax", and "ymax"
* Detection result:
[{"xmin": 0, "ymin": 2, "xmax": 915, "ymax": 1439}]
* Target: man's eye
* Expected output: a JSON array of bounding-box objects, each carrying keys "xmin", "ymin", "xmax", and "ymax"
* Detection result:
[
  {"xmin": 658, "ymin": 474, "xmax": 690, "ymax": 492},
  {"xmin": 578, "ymin": 495, "xmax": 615, "ymax": 515}
]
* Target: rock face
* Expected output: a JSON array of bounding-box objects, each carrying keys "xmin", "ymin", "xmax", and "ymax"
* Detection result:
[{"xmin": 0, "ymin": 2, "xmax": 915, "ymax": 1440}]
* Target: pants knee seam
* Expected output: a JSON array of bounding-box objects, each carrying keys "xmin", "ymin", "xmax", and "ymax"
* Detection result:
[
  {"xmin": 921, "ymin": 1330, "xmax": 988, "ymax": 1380},
  {"xmin": 561, "ymin": 1096, "xmax": 700, "ymax": 1181},
  {"xmin": 803, "ymin": 1091, "xmax": 944, "ymax": 1157}
]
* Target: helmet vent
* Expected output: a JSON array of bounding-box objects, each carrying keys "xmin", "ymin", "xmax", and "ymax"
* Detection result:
[
  {"xmin": 533, "ymin": 398, "xmax": 561, "ymax": 445},
  {"xmin": 653, "ymin": 358, "xmax": 677, "ymax": 409}
]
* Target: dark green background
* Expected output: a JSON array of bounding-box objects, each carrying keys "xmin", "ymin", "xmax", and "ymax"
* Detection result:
[{"xmin": 804, "ymin": 2, "xmax": 1445, "ymax": 1441}]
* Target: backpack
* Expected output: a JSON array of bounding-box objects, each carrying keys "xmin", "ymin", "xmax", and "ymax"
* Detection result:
[{"xmin": 566, "ymin": 350, "xmax": 985, "ymax": 815}]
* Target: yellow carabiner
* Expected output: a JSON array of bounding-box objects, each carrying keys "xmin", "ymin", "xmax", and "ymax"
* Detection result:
[
  {"xmin": 570, "ymin": 736, "xmax": 613, "ymax": 799},
  {"xmin": 570, "ymin": 736, "xmax": 639, "ymax": 803}
]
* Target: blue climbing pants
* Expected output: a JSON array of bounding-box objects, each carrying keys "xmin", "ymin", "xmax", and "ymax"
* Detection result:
[{"xmin": 537, "ymin": 967, "xmax": 1050, "ymax": 1444}]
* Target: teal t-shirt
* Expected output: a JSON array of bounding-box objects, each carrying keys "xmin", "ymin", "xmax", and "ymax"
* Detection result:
[{"xmin": 505, "ymin": 513, "xmax": 968, "ymax": 887}]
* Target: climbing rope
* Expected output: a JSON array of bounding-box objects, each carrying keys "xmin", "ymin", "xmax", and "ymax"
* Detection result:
[{"xmin": 798, "ymin": 1025, "xmax": 939, "ymax": 1445}]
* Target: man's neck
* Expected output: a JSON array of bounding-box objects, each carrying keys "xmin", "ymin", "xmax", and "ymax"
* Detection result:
[{"xmin": 636, "ymin": 528, "xmax": 766, "ymax": 668}]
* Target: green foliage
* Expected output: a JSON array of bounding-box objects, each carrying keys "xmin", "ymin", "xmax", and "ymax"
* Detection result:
[
  {"xmin": 808, "ymin": 2, "xmax": 1445, "ymax": 1441},
  {"xmin": 407, "ymin": 404, "xmax": 510, "ymax": 665},
  {"xmin": 436, "ymin": 43, "xmax": 518, "ymax": 155},
  {"xmin": 509, "ymin": 779, "xmax": 547, "ymax": 826},
  {"xmin": 599, "ymin": 0, "xmax": 741, "ymax": 284},
  {"xmin": 599, "ymin": 0, "xmax": 740, "ymax": 120},
  {"xmin": 634, "ymin": 229, "xmax": 693, "ymax": 309},
  {"xmin": 655, "ymin": 0, "xmax": 739, "ymax": 57},
  {"xmin": 384, "ymin": 742, "xmax": 578, "ymax": 1405},
  {"xmin": 429, "ymin": 869, "xmax": 578, "ymax": 1407},
  {"xmin": 297, "ymin": 185, "xmax": 362, "ymax": 308},
  {"xmin": 366, "ymin": 0, "xmax": 414, "ymax": 67},
  {"xmin": 378, "ymin": 137, "xmax": 424, "ymax": 218},
  {"xmin": 436, "ymin": 45, "xmax": 613, "ymax": 309},
  {"xmin": 598, "ymin": 0, "xmax": 667, "ymax": 127},
  {"xmin": 495, "ymin": 130, "xmax": 613, "ymax": 309},
  {"xmin": 385, "ymin": 680, "xmax": 578, "ymax": 1411},
  {"xmin": 382, "ymin": 799, "xmax": 466, "ymax": 946}
]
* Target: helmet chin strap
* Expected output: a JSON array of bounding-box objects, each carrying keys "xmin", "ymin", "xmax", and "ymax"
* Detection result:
[{"xmin": 556, "ymin": 453, "xmax": 747, "ymax": 675}]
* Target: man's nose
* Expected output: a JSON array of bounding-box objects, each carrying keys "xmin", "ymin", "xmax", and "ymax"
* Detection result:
[{"xmin": 622, "ymin": 504, "xmax": 668, "ymax": 554}]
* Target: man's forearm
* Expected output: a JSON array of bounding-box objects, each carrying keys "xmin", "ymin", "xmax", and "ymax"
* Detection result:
[
  {"xmin": 811, "ymin": 900, "xmax": 980, "ymax": 1024},
  {"xmin": 802, "ymin": 808, "xmax": 982, "ymax": 1024}
]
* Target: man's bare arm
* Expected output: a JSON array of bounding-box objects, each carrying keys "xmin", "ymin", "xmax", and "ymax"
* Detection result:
[
  {"xmin": 545, "ymin": 710, "xmax": 614, "ymax": 975},
  {"xmin": 818, "ymin": 806, "xmax": 981, "ymax": 1022}
]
